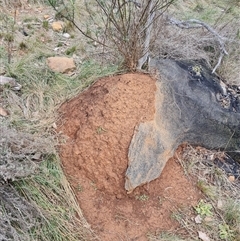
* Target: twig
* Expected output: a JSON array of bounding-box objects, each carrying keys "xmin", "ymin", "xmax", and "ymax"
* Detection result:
[{"xmin": 212, "ymin": 52, "xmax": 224, "ymax": 74}]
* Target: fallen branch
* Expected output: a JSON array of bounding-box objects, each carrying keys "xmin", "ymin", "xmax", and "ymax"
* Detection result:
[
  {"xmin": 168, "ymin": 17, "xmax": 228, "ymax": 73},
  {"xmin": 212, "ymin": 52, "xmax": 225, "ymax": 74}
]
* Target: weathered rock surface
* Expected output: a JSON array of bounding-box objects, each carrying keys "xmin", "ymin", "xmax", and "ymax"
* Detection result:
[
  {"xmin": 125, "ymin": 58, "xmax": 240, "ymax": 192},
  {"xmin": 47, "ymin": 57, "xmax": 76, "ymax": 73}
]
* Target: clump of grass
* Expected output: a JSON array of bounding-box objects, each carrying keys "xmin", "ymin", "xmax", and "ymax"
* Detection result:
[
  {"xmin": 1, "ymin": 36, "xmax": 118, "ymax": 240},
  {"xmin": 223, "ymin": 200, "xmax": 240, "ymax": 227},
  {"xmin": 219, "ymin": 223, "xmax": 235, "ymax": 240},
  {"xmin": 148, "ymin": 231, "xmax": 189, "ymax": 241},
  {"xmin": 135, "ymin": 194, "xmax": 149, "ymax": 202},
  {"xmin": 14, "ymin": 156, "xmax": 96, "ymax": 241},
  {"xmin": 4, "ymin": 51, "xmax": 117, "ymax": 131},
  {"xmin": 4, "ymin": 33, "xmax": 14, "ymax": 42},
  {"xmin": 65, "ymin": 45, "xmax": 76, "ymax": 55},
  {"xmin": 0, "ymin": 121, "xmax": 55, "ymax": 182},
  {"xmin": 19, "ymin": 41, "xmax": 28, "ymax": 50},
  {"xmin": 42, "ymin": 20, "xmax": 49, "ymax": 30},
  {"xmin": 220, "ymin": 200, "xmax": 240, "ymax": 240},
  {"xmin": 195, "ymin": 199, "xmax": 213, "ymax": 217},
  {"xmin": 23, "ymin": 17, "xmax": 38, "ymax": 23},
  {"xmin": 197, "ymin": 180, "xmax": 217, "ymax": 200},
  {"xmin": 57, "ymin": 41, "xmax": 64, "ymax": 47},
  {"xmin": 63, "ymin": 20, "xmax": 75, "ymax": 33},
  {"xmin": 0, "ymin": 9, "xmax": 17, "ymax": 64},
  {"xmin": 167, "ymin": 144, "xmax": 240, "ymax": 241}
]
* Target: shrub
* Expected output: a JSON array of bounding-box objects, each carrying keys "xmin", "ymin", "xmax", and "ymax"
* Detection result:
[{"xmin": 47, "ymin": 0, "xmax": 174, "ymax": 71}]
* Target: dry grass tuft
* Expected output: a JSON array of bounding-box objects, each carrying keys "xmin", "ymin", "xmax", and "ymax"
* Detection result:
[
  {"xmin": 0, "ymin": 119, "xmax": 55, "ymax": 181},
  {"xmin": 152, "ymin": 0, "xmax": 240, "ymax": 85},
  {"xmin": 0, "ymin": 185, "xmax": 42, "ymax": 241},
  {"xmin": 14, "ymin": 156, "xmax": 98, "ymax": 241},
  {"xmin": 169, "ymin": 145, "xmax": 240, "ymax": 241}
]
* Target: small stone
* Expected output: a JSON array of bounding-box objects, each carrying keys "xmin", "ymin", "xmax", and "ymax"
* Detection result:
[
  {"xmin": 228, "ymin": 175, "xmax": 235, "ymax": 182},
  {"xmin": 32, "ymin": 152, "xmax": 42, "ymax": 160},
  {"xmin": 217, "ymin": 199, "xmax": 223, "ymax": 209},
  {"xmin": 198, "ymin": 231, "xmax": 210, "ymax": 241},
  {"xmin": 209, "ymin": 154, "xmax": 214, "ymax": 160},
  {"xmin": 0, "ymin": 106, "xmax": 9, "ymax": 117},
  {"xmin": 0, "ymin": 76, "xmax": 22, "ymax": 90},
  {"xmin": 47, "ymin": 57, "xmax": 76, "ymax": 73},
  {"xmin": 36, "ymin": 7, "xmax": 43, "ymax": 12},
  {"xmin": 43, "ymin": 14, "xmax": 50, "ymax": 19},
  {"xmin": 195, "ymin": 215, "xmax": 202, "ymax": 224},
  {"xmin": 63, "ymin": 33, "xmax": 70, "ymax": 38},
  {"xmin": 204, "ymin": 216, "xmax": 214, "ymax": 222},
  {"xmin": 52, "ymin": 21, "xmax": 64, "ymax": 32}
]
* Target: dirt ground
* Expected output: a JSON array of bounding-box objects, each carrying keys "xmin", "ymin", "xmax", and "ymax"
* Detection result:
[{"xmin": 58, "ymin": 73, "xmax": 201, "ymax": 241}]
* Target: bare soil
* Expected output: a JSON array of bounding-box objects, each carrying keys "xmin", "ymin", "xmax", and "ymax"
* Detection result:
[{"xmin": 58, "ymin": 73, "xmax": 201, "ymax": 241}]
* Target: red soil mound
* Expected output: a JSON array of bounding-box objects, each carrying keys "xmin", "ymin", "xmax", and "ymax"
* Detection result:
[{"xmin": 58, "ymin": 73, "xmax": 201, "ymax": 241}]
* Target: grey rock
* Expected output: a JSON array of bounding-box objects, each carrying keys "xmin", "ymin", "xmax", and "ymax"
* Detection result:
[
  {"xmin": 0, "ymin": 76, "xmax": 22, "ymax": 90},
  {"xmin": 62, "ymin": 33, "xmax": 70, "ymax": 38},
  {"xmin": 125, "ymin": 122, "xmax": 168, "ymax": 191},
  {"xmin": 125, "ymin": 58, "xmax": 240, "ymax": 192}
]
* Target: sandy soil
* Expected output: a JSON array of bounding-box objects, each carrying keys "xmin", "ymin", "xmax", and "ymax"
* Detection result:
[{"xmin": 58, "ymin": 73, "xmax": 201, "ymax": 241}]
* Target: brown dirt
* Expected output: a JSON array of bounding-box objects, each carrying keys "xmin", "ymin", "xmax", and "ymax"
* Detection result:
[{"xmin": 58, "ymin": 73, "xmax": 201, "ymax": 241}]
